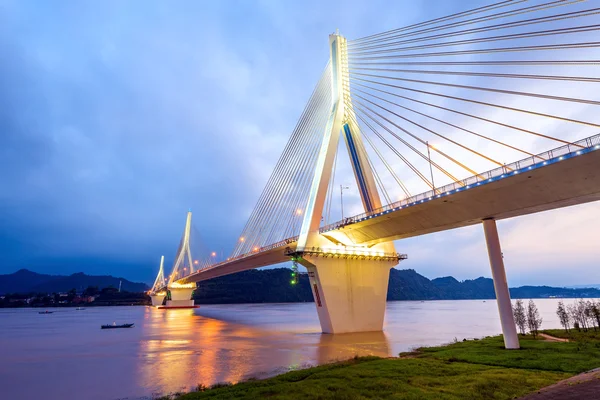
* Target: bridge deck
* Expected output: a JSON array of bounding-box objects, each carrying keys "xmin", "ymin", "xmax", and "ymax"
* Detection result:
[
  {"xmin": 322, "ymin": 138, "xmax": 600, "ymax": 246},
  {"xmin": 172, "ymin": 135, "xmax": 600, "ymax": 286},
  {"xmin": 178, "ymin": 242, "xmax": 296, "ymax": 284}
]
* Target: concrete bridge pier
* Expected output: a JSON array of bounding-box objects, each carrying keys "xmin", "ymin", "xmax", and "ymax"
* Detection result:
[
  {"xmin": 150, "ymin": 293, "xmax": 166, "ymax": 307},
  {"xmin": 482, "ymin": 218, "xmax": 520, "ymax": 349},
  {"xmin": 166, "ymin": 287, "xmax": 196, "ymax": 308},
  {"xmin": 296, "ymin": 250, "xmax": 399, "ymax": 334}
]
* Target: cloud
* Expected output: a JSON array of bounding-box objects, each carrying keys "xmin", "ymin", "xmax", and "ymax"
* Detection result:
[{"xmin": 1, "ymin": 0, "xmax": 598, "ymax": 288}]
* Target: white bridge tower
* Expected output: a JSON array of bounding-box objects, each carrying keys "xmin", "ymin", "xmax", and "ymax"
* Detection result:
[
  {"xmin": 291, "ymin": 33, "xmax": 402, "ymax": 333},
  {"xmin": 149, "ymin": 255, "xmax": 167, "ymax": 306},
  {"xmin": 165, "ymin": 211, "xmax": 197, "ymax": 308}
]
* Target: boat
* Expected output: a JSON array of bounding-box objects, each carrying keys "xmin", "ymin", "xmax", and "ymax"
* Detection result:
[
  {"xmin": 38, "ymin": 311, "xmax": 53, "ymax": 314},
  {"xmin": 101, "ymin": 322, "xmax": 134, "ymax": 329},
  {"xmin": 75, "ymin": 307, "xmax": 86, "ymax": 310}
]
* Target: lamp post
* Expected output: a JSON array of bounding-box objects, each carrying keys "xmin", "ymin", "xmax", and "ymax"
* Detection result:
[{"xmin": 340, "ymin": 185, "xmax": 350, "ymax": 219}]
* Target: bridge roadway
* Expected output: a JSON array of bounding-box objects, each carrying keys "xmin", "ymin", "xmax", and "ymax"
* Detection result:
[{"xmin": 175, "ymin": 134, "xmax": 600, "ymax": 285}]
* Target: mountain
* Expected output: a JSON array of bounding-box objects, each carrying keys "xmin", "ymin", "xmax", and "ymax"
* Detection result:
[
  {"xmin": 0, "ymin": 269, "xmax": 149, "ymax": 294},
  {"xmin": 2, "ymin": 267, "xmax": 598, "ymax": 302},
  {"xmin": 568, "ymin": 284, "xmax": 600, "ymax": 289},
  {"xmin": 192, "ymin": 268, "xmax": 600, "ymax": 304},
  {"xmin": 195, "ymin": 269, "xmax": 313, "ymax": 304}
]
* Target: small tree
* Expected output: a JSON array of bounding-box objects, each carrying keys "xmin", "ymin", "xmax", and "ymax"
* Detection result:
[
  {"xmin": 527, "ymin": 300, "xmax": 543, "ymax": 338},
  {"xmin": 568, "ymin": 303, "xmax": 582, "ymax": 331},
  {"xmin": 513, "ymin": 299, "xmax": 527, "ymax": 335},
  {"xmin": 590, "ymin": 301, "xmax": 600, "ymax": 330},
  {"xmin": 585, "ymin": 301, "xmax": 598, "ymax": 331},
  {"xmin": 576, "ymin": 299, "xmax": 589, "ymax": 331},
  {"xmin": 556, "ymin": 300, "xmax": 571, "ymax": 332}
]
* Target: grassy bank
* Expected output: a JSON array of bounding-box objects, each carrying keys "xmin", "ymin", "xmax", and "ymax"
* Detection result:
[{"xmin": 163, "ymin": 332, "xmax": 600, "ymax": 400}]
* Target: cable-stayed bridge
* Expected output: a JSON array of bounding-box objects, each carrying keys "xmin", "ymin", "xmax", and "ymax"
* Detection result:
[{"xmin": 149, "ymin": 0, "xmax": 600, "ymax": 349}]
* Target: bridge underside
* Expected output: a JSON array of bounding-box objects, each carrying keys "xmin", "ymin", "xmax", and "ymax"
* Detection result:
[
  {"xmin": 178, "ymin": 244, "xmax": 297, "ymax": 285},
  {"xmin": 325, "ymin": 148, "xmax": 600, "ymax": 246}
]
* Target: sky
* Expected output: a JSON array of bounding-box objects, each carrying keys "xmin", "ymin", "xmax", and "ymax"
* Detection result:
[{"xmin": 1, "ymin": 0, "xmax": 599, "ymax": 287}]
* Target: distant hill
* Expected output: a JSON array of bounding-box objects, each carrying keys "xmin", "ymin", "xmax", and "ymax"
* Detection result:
[
  {"xmin": 193, "ymin": 268, "xmax": 600, "ymax": 304},
  {"xmin": 568, "ymin": 284, "xmax": 600, "ymax": 289},
  {"xmin": 0, "ymin": 269, "xmax": 149, "ymax": 294},
  {"xmin": 2, "ymin": 267, "xmax": 598, "ymax": 301}
]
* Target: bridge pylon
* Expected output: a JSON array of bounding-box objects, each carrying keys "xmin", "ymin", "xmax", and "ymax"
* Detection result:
[
  {"xmin": 293, "ymin": 33, "xmax": 402, "ymax": 333},
  {"xmin": 164, "ymin": 211, "xmax": 197, "ymax": 309},
  {"xmin": 149, "ymin": 255, "xmax": 167, "ymax": 307}
]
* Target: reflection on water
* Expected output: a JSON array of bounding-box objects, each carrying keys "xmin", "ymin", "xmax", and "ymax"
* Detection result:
[
  {"xmin": 317, "ymin": 331, "xmax": 390, "ymax": 364},
  {"xmin": 0, "ymin": 299, "xmax": 576, "ymax": 400}
]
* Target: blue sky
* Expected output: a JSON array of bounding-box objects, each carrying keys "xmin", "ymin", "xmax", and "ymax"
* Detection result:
[{"xmin": 1, "ymin": 0, "xmax": 599, "ymax": 287}]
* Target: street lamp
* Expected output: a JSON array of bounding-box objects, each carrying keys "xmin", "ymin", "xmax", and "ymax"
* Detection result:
[{"xmin": 340, "ymin": 185, "xmax": 350, "ymax": 219}]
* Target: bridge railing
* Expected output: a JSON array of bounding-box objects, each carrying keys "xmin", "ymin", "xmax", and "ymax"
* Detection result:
[
  {"xmin": 180, "ymin": 235, "xmax": 300, "ymax": 279},
  {"xmin": 320, "ymin": 133, "xmax": 600, "ymax": 233}
]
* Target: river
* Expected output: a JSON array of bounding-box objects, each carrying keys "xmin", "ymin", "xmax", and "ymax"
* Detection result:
[{"xmin": 0, "ymin": 299, "xmax": 579, "ymax": 400}]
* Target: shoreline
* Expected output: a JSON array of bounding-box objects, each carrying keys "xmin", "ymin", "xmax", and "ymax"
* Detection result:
[{"xmin": 154, "ymin": 329, "xmax": 600, "ymax": 400}]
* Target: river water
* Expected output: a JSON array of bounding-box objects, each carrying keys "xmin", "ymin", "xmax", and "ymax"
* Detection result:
[{"xmin": 0, "ymin": 299, "xmax": 577, "ymax": 400}]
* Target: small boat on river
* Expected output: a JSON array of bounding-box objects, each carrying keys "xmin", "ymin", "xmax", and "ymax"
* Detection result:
[
  {"xmin": 101, "ymin": 322, "xmax": 134, "ymax": 329},
  {"xmin": 38, "ymin": 311, "xmax": 53, "ymax": 314}
]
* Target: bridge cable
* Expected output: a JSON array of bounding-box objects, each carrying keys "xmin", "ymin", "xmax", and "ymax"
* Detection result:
[
  {"xmin": 351, "ymin": 86, "xmax": 543, "ymax": 160},
  {"xmin": 348, "ymin": 67, "xmax": 600, "ymax": 84},
  {"xmin": 350, "ymin": 22, "xmax": 600, "ymax": 55},
  {"xmin": 237, "ymin": 77, "xmax": 325, "ymax": 255},
  {"xmin": 259, "ymin": 73, "xmax": 331, "ymax": 249},
  {"xmin": 350, "ymin": 7, "xmax": 600, "ymax": 52},
  {"xmin": 354, "ymin": 100, "xmax": 482, "ymax": 179},
  {"xmin": 232, "ymin": 64, "xmax": 332, "ymax": 257},
  {"xmin": 348, "ymin": 41, "xmax": 600, "ymax": 62},
  {"xmin": 277, "ymin": 87, "xmax": 332, "ymax": 242},
  {"xmin": 234, "ymin": 78, "xmax": 322, "ymax": 255},
  {"xmin": 276, "ymin": 70, "xmax": 333, "ymax": 243},
  {"xmin": 354, "ymin": 103, "xmax": 465, "ymax": 184},
  {"xmin": 354, "ymin": 111, "xmax": 435, "ymax": 190},
  {"xmin": 343, "ymin": 101, "xmax": 394, "ymax": 206},
  {"xmin": 349, "ymin": 76, "xmax": 600, "ymax": 134},
  {"xmin": 348, "ymin": 60, "xmax": 600, "ymax": 67},
  {"xmin": 349, "ymin": 0, "xmax": 527, "ymax": 44},
  {"xmin": 345, "ymin": 109, "xmax": 412, "ymax": 198},
  {"xmin": 353, "ymin": 93, "xmax": 509, "ymax": 169},
  {"xmin": 349, "ymin": 0, "xmax": 584, "ymax": 47}
]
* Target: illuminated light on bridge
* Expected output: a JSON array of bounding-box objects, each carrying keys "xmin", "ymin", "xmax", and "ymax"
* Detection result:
[
  {"xmin": 211, "ymin": 252, "xmax": 217, "ymax": 257},
  {"xmin": 149, "ymin": 1, "xmax": 600, "ymax": 348},
  {"xmin": 168, "ymin": 281, "xmax": 195, "ymax": 289}
]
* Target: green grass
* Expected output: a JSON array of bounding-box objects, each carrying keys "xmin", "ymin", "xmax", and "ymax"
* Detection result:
[
  {"xmin": 166, "ymin": 332, "xmax": 600, "ymax": 400},
  {"xmin": 419, "ymin": 334, "xmax": 600, "ymax": 374},
  {"xmin": 542, "ymin": 328, "xmax": 600, "ymax": 342}
]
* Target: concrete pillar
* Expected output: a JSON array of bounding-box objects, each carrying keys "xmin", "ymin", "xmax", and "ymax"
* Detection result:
[
  {"xmin": 150, "ymin": 294, "xmax": 166, "ymax": 307},
  {"xmin": 165, "ymin": 287, "xmax": 195, "ymax": 308},
  {"xmin": 482, "ymin": 218, "xmax": 520, "ymax": 349},
  {"xmin": 299, "ymin": 255, "xmax": 397, "ymax": 333}
]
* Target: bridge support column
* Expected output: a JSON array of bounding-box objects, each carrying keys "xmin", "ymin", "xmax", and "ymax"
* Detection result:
[
  {"xmin": 298, "ymin": 254, "xmax": 397, "ymax": 333},
  {"xmin": 482, "ymin": 218, "xmax": 520, "ymax": 349},
  {"xmin": 165, "ymin": 287, "xmax": 196, "ymax": 308},
  {"xmin": 150, "ymin": 293, "xmax": 166, "ymax": 307}
]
